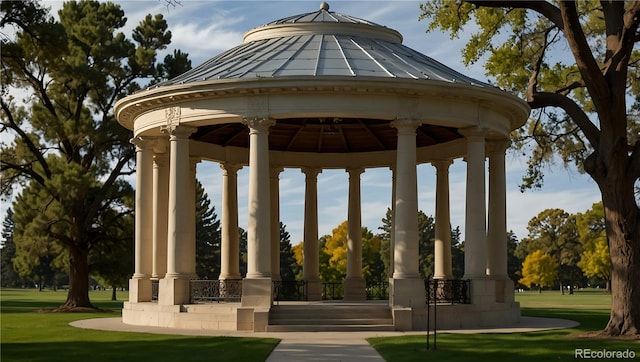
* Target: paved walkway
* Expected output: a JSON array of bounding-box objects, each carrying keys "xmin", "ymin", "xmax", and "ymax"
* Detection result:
[{"xmin": 71, "ymin": 317, "xmax": 578, "ymax": 362}]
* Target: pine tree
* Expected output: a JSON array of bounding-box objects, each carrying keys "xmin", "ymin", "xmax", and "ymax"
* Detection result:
[
  {"xmin": 195, "ymin": 180, "xmax": 221, "ymax": 280},
  {"xmin": 1, "ymin": 209, "xmax": 22, "ymax": 287},
  {"xmin": 1, "ymin": 0, "xmax": 190, "ymax": 309}
]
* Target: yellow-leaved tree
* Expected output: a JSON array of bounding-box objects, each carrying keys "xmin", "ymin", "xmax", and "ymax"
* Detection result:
[
  {"xmin": 519, "ymin": 250, "xmax": 558, "ymax": 293},
  {"xmin": 577, "ymin": 202, "xmax": 611, "ymax": 292}
]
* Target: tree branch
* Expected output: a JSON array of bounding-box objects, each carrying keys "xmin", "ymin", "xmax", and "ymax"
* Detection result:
[
  {"xmin": 559, "ymin": 1, "xmax": 610, "ymax": 111},
  {"xmin": 527, "ymin": 91, "xmax": 600, "ymax": 149},
  {"xmin": 0, "ymin": 97, "xmax": 52, "ymax": 181},
  {"xmin": 467, "ymin": 1, "xmax": 564, "ymax": 29}
]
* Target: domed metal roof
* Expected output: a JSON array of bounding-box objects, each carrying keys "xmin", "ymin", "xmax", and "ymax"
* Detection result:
[{"xmin": 159, "ymin": 3, "xmax": 491, "ymax": 87}]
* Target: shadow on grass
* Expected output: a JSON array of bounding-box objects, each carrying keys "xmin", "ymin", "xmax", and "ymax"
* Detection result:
[
  {"xmin": 522, "ymin": 307, "xmax": 610, "ymax": 332},
  {"xmin": 368, "ymin": 306, "xmax": 638, "ymax": 362},
  {"xmin": 3, "ymin": 337, "xmax": 279, "ymax": 362}
]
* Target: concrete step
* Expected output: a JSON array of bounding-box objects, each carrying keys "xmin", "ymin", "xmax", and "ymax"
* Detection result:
[
  {"xmin": 267, "ymin": 304, "xmax": 395, "ymax": 332},
  {"xmin": 265, "ymin": 324, "xmax": 396, "ymax": 332}
]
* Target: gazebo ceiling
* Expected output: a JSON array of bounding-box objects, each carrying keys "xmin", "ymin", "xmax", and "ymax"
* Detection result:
[{"xmin": 192, "ymin": 118, "xmax": 463, "ymax": 153}]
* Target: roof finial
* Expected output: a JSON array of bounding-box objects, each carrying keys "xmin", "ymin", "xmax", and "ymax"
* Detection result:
[{"xmin": 320, "ymin": 2, "xmax": 330, "ymax": 11}]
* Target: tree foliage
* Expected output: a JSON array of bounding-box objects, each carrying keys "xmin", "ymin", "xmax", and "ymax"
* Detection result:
[
  {"xmin": 577, "ymin": 202, "xmax": 611, "ymax": 289},
  {"xmin": 517, "ymin": 208, "xmax": 582, "ymax": 294},
  {"xmin": 279, "ymin": 222, "xmax": 299, "ymax": 281},
  {"xmin": 420, "ymin": 0, "xmax": 640, "ymax": 335},
  {"xmin": 195, "ymin": 180, "xmax": 221, "ymax": 280},
  {"xmin": 1, "ymin": 209, "xmax": 24, "ymax": 287},
  {"xmin": 0, "ymin": 0, "xmax": 188, "ymax": 309},
  {"xmin": 519, "ymin": 250, "xmax": 558, "ymax": 293}
]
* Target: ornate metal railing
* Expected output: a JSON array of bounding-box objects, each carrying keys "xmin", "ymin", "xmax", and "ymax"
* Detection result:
[
  {"xmin": 425, "ymin": 279, "xmax": 471, "ymax": 304},
  {"xmin": 190, "ymin": 279, "xmax": 243, "ymax": 303},
  {"xmin": 151, "ymin": 280, "xmax": 159, "ymax": 302},
  {"xmin": 273, "ymin": 280, "xmax": 308, "ymax": 301},
  {"xmin": 322, "ymin": 282, "xmax": 344, "ymax": 300},
  {"xmin": 366, "ymin": 282, "xmax": 389, "ymax": 300}
]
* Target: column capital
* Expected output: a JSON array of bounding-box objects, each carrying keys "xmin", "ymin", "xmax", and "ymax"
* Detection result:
[
  {"xmin": 243, "ymin": 117, "xmax": 275, "ymax": 133},
  {"xmin": 161, "ymin": 124, "xmax": 197, "ymax": 139},
  {"xmin": 301, "ymin": 167, "xmax": 322, "ymax": 179},
  {"xmin": 346, "ymin": 167, "xmax": 365, "ymax": 177},
  {"xmin": 153, "ymin": 153, "xmax": 169, "ymax": 168},
  {"xmin": 153, "ymin": 138, "xmax": 169, "ymax": 154},
  {"xmin": 487, "ymin": 139, "xmax": 511, "ymax": 155},
  {"xmin": 130, "ymin": 137, "xmax": 156, "ymax": 151},
  {"xmin": 431, "ymin": 159, "xmax": 453, "ymax": 171},
  {"xmin": 458, "ymin": 126, "xmax": 487, "ymax": 140},
  {"xmin": 390, "ymin": 118, "xmax": 422, "ymax": 133},
  {"xmin": 220, "ymin": 162, "xmax": 243, "ymax": 175}
]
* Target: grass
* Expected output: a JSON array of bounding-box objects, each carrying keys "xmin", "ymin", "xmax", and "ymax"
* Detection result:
[
  {"xmin": 367, "ymin": 289, "xmax": 639, "ymax": 362},
  {"xmin": 3, "ymin": 288, "xmax": 638, "ymax": 362},
  {"xmin": 0, "ymin": 288, "xmax": 279, "ymax": 362}
]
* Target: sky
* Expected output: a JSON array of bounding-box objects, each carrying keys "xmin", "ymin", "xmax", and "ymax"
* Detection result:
[{"xmin": 3, "ymin": 0, "xmax": 602, "ymax": 245}]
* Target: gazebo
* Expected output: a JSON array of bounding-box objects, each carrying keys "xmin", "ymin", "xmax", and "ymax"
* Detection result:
[{"xmin": 115, "ymin": 2, "xmax": 529, "ymax": 332}]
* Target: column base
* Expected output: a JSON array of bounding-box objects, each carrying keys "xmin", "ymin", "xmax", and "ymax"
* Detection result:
[
  {"xmin": 343, "ymin": 277, "xmax": 366, "ymax": 301},
  {"xmin": 158, "ymin": 277, "xmax": 190, "ymax": 305},
  {"xmin": 306, "ymin": 279, "xmax": 322, "ymax": 301},
  {"xmin": 241, "ymin": 278, "xmax": 272, "ymax": 307},
  {"xmin": 129, "ymin": 278, "xmax": 152, "ymax": 303},
  {"xmin": 390, "ymin": 277, "xmax": 425, "ymax": 307}
]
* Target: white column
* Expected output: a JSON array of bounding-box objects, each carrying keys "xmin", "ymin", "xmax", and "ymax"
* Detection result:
[
  {"xmin": 242, "ymin": 117, "xmax": 274, "ymax": 308},
  {"xmin": 391, "ymin": 120, "xmax": 421, "ymax": 279},
  {"xmin": 160, "ymin": 125, "xmax": 196, "ymax": 305},
  {"xmin": 390, "ymin": 119, "xmax": 425, "ymax": 309},
  {"xmin": 390, "ymin": 167, "xmax": 396, "ymax": 273},
  {"xmin": 344, "ymin": 167, "xmax": 366, "ymax": 300},
  {"xmin": 129, "ymin": 137, "xmax": 155, "ymax": 302},
  {"xmin": 432, "ymin": 159, "xmax": 453, "ymax": 280},
  {"xmin": 219, "ymin": 162, "xmax": 242, "ymax": 280},
  {"xmin": 187, "ymin": 156, "xmax": 200, "ymax": 277},
  {"xmin": 302, "ymin": 167, "xmax": 322, "ymax": 301},
  {"xmin": 461, "ymin": 128, "xmax": 488, "ymax": 279},
  {"xmin": 152, "ymin": 150, "xmax": 169, "ymax": 279},
  {"xmin": 244, "ymin": 118, "xmax": 274, "ymax": 279},
  {"xmin": 270, "ymin": 167, "xmax": 284, "ymax": 281},
  {"xmin": 487, "ymin": 140, "xmax": 509, "ymax": 279}
]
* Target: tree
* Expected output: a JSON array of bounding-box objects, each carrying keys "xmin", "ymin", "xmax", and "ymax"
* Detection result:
[
  {"xmin": 1, "ymin": 208, "xmax": 23, "ymax": 287},
  {"xmin": 519, "ymin": 250, "xmax": 558, "ymax": 293},
  {"xmin": 420, "ymin": 0, "xmax": 639, "ymax": 336},
  {"xmin": 378, "ymin": 208, "xmax": 462, "ymax": 279},
  {"xmin": 577, "ymin": 202, "xmax": 611, "ymax": 291},
  {"xmin": 321, "ymin": 222, "xmax": 348, "ymax": 282},
  {"xmin": 90, "ymin": 203, "xmax": 134, "ymax": 301},
  {"xmin": 1, "ymin": 0, "xmax": 188, "ymax": 309},
  {"xmin": 279, "ymin": 222, "xmax": 299, "ymax": 281},
  {"xmin": 517, "ymin": 209, "xmax": 582, "ymax": 294},
  {"xmin": 195, "ymin": 180, "xmax": 221, "ymax": 280},
  {"xmin": 507, "ymin": 231, "xmax": 524, "ymax": 288},
  {"xmin": 291, "ymin": 241, "xmax": 304, "ymax": 281}
]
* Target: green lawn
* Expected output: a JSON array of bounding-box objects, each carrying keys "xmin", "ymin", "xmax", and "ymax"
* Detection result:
[
  {"xmin": 368, "ymin": 289, "xmax": 639, "ymax": 362},
  {"xmin": 0, "ymin": 289, "xmax": 279, "ymax": 362},
  {"xmin": 2, "ymin": 288, "xmax": 638, "ymax": 362}
]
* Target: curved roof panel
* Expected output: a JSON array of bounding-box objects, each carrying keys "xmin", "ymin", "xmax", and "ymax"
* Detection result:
[{"xmin": 156, "ymin": 3, "xmax": 492, "ymax": 88}]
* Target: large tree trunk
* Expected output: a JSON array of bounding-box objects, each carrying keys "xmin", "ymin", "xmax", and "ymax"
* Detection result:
[
  {"xmin": 60, "ymin": 245, "xmax": 94, "ymax": 309},
  {"xmin": 601, "ymin": 185, "xmax": 640, "ymax": 336},
  {"xmin": 586, "ymin": 109, "xmax": 640, "ymax": 336}
]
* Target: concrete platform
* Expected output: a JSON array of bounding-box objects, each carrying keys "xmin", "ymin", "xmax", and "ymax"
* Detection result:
[{"xmin": 71, "ymin": 316, "xmax": 578, "ymax": 362}]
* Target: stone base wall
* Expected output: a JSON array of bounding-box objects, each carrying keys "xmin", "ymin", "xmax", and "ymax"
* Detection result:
[{"xmin": 122, "ymin": 302, "xmax": 245, "ymax": 331}]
